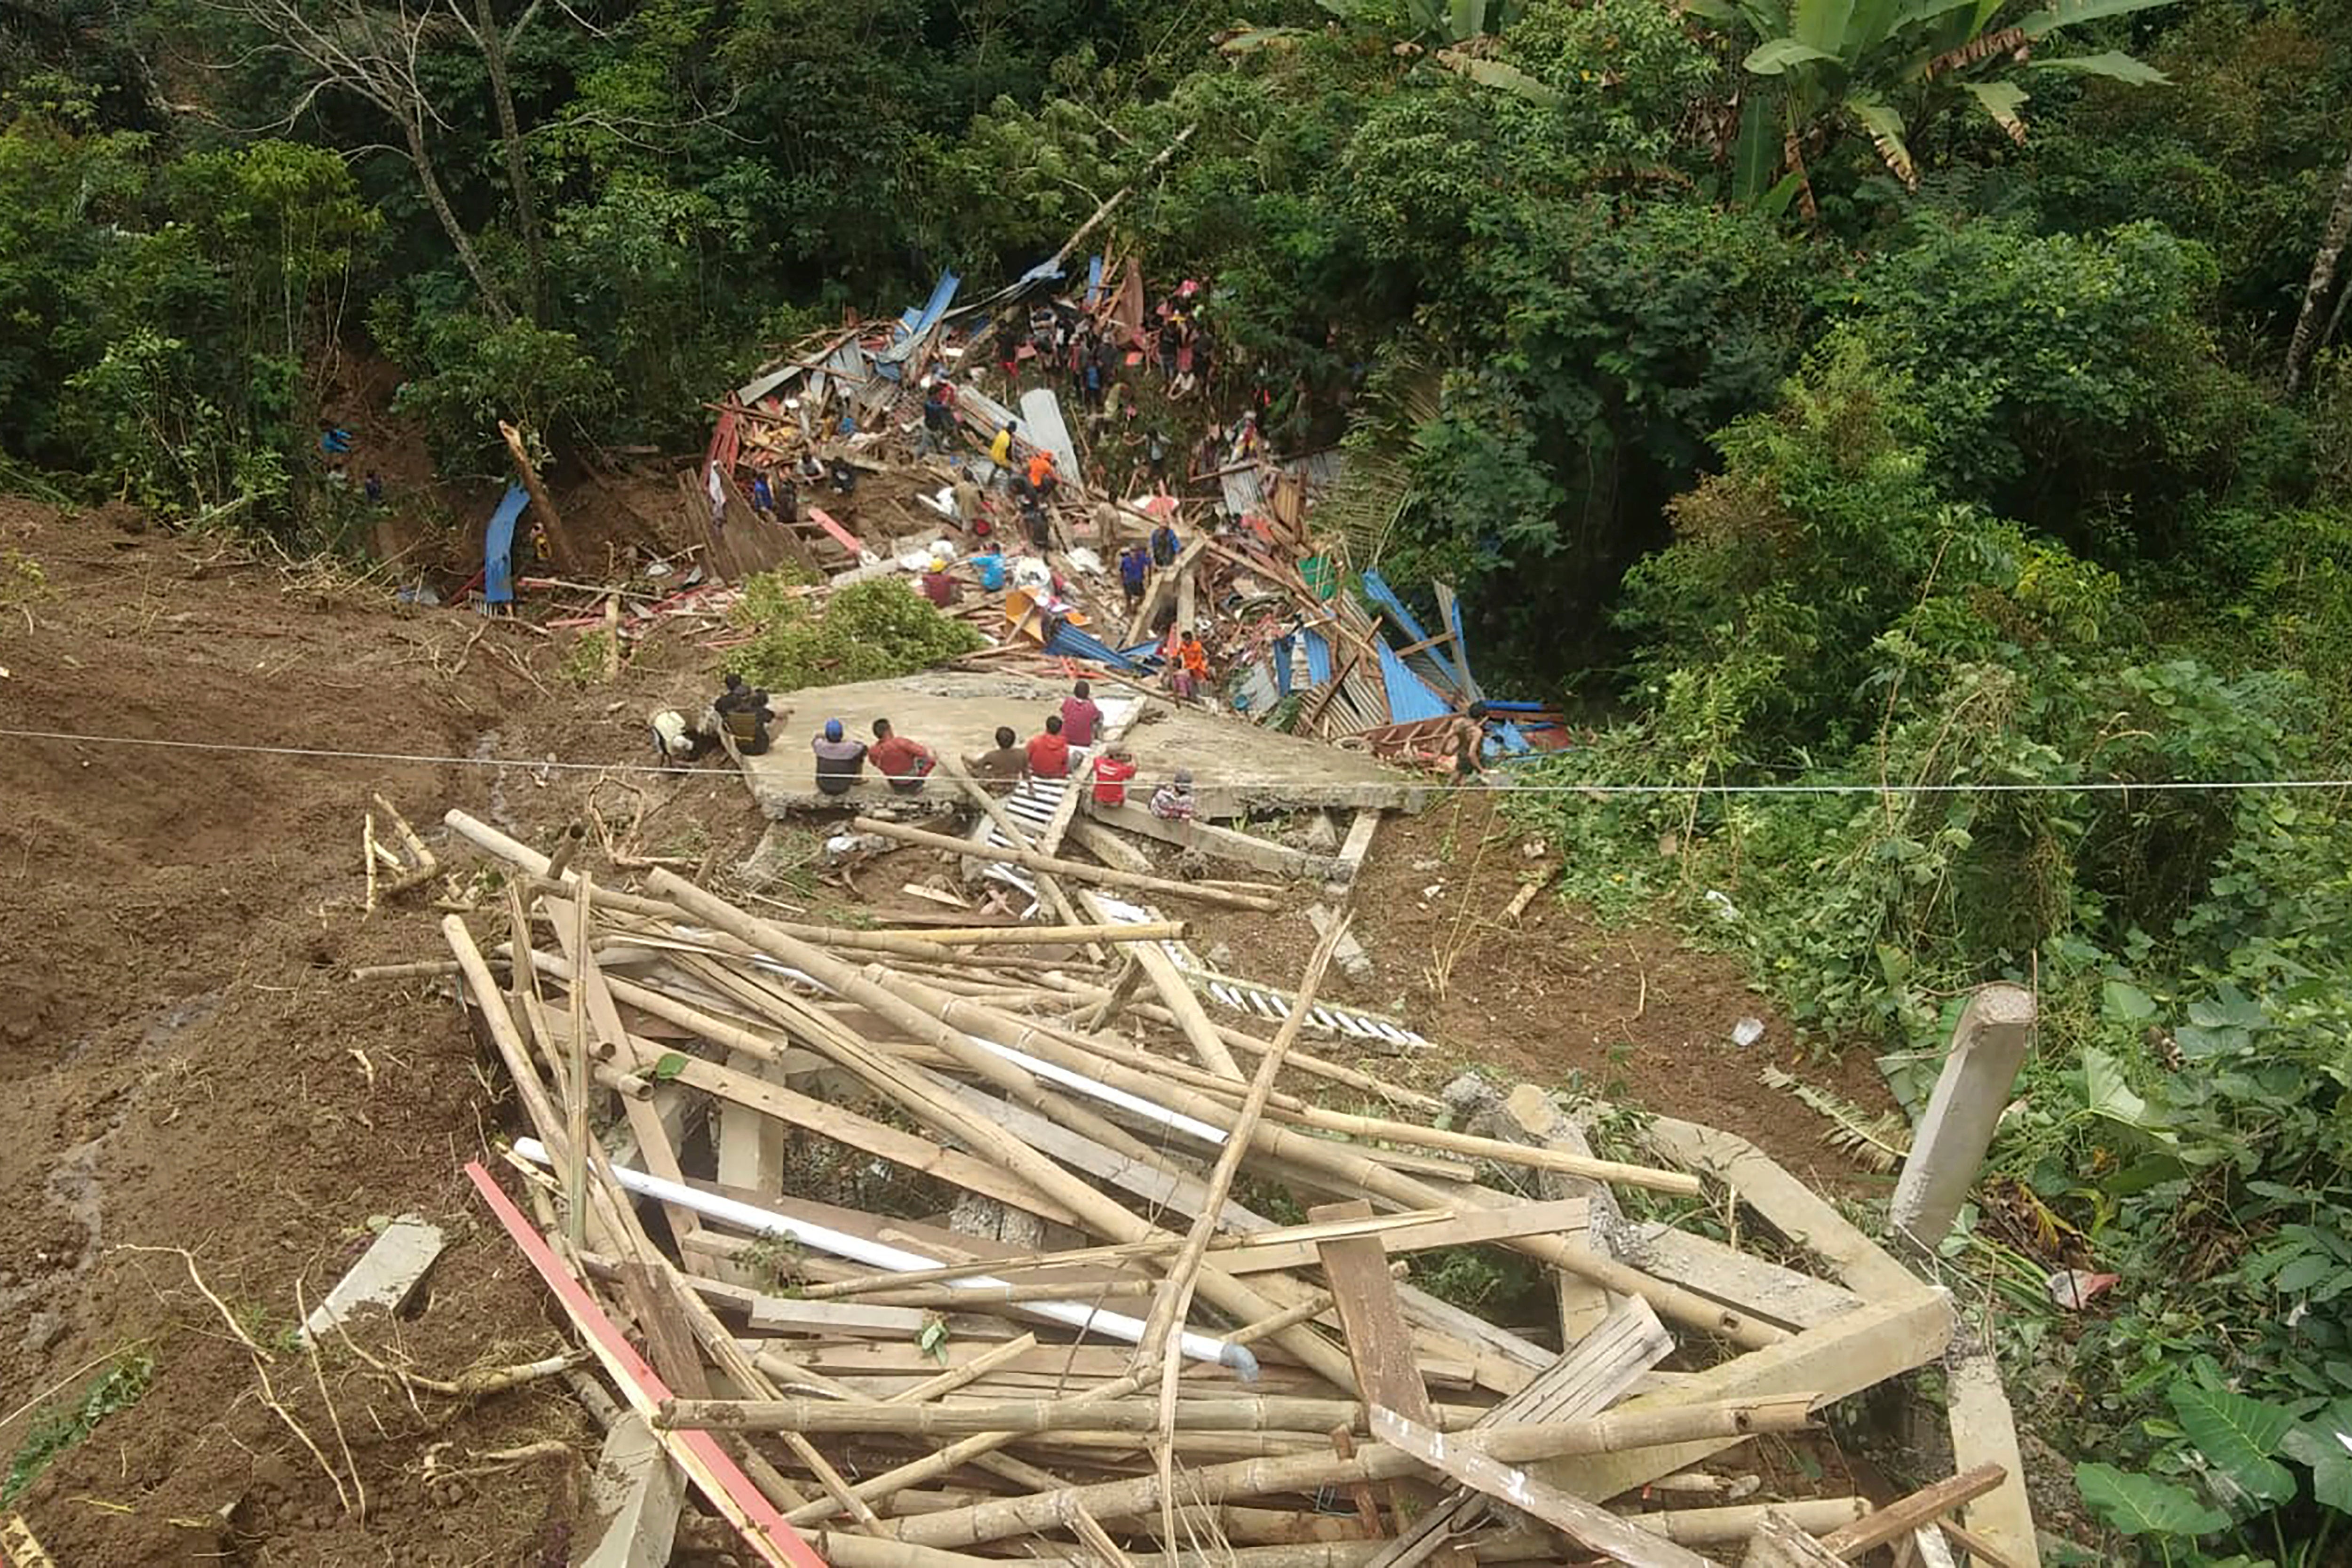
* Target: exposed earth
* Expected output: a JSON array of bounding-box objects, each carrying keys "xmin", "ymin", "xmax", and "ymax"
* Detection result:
[{"xmin": 0, "ymin": 498, "xmax": 1894, "ymax": 1563}]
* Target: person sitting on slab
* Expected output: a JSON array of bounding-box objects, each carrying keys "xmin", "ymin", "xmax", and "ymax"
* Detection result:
[
  {"xmin": 867, "ymin": 717, "xmax": 937, "ymax": 795},
  {"xmin": 964, "ymin": 725, "xmax": 1027, "ymax": 792},
  {"xmin": 811, "ymin": 717, "xmax": 867, "ymax": 795},
  {"xmin": 1025, "ymin": 713, "xmax": 1071, "ymax": 779},
  {"xmin": 1089, "ymin": 744, "xmax": 1138, "ymax": 809},
  {"xmin": 1060, "ymin": 679, "xmax": 1102, "ymax": 749},
  {"xmin": 1150, "ymin": 768, "xmax": 1197, "ymax": 821}
]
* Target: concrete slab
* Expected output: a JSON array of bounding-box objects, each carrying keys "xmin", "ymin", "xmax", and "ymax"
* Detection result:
[
  {"xmin": 298, "ymin": 1217, "xmax": 445, "ymax": 1345},
  {"xmin": 733, "ymin": 672, "xmax": 1430, "ymax": 820}
]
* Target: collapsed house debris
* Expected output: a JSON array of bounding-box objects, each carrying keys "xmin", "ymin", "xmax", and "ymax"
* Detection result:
[{"xmin": 369, "ymin": 780, "xmax": 2049, "ymax": 1568}]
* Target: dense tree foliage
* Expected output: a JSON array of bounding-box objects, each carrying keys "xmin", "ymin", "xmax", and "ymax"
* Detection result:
[{"xmin": 8, "ymin": 0, "xmax": 2352, "ymax": 1552}]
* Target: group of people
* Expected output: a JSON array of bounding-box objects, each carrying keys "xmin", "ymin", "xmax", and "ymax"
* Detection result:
[
  {"xmin": 649, "ymin": 674, "xmax": 777, "ymax": 765},
  {"xmin": 791, "ymin": 679, "xmax": 1196, "ymax": 820}
]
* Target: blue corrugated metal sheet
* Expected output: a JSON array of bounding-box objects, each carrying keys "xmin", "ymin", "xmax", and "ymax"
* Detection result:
[
  {"xmin": 1375, "ymin": 638, "xmax": 1451, "ymax": 723},
  {"xmin": 878, "ymin": 271, "xmax": 961, "ymax": 366},
  {"xmin": 1359, "ymin": 568, "xmax": 1468, "ymax": 695},
  {"xmin": 1047, "ymin": 623, "xmax": 1146, "ymax": 671},
  {"xmin": 1303, "ymin": 629, "xmax": 1333, "ymax": 685}
]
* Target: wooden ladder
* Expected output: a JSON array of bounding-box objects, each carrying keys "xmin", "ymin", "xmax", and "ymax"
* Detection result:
[{"xmin": 3, "ymin": 1513, "xmax": 59, "ymax": 1568}]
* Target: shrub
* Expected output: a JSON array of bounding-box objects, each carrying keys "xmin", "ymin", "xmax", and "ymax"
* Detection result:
[{"xmin": 723, "ymin": 575, "xmax": 984, "ymax": 694}]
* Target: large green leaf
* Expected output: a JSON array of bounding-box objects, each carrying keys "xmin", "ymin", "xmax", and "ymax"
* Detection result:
[
  {"xmin": 1678, "ymin": 0, "xmax": 1742, "ymax": 21},
  {"xmin": 1844, "ymin": 92, "xmax": 1915, "ymax": 186},
  {"xmin": 1791, "ymin": 0, "xmax": 1857, "ymax": 53},
  {"xmin": 2171, "ymin": 1383, "xmax": 2299, "ymax": 1506},
  {"xmin": 1432, "ymin": 49, "xmax": 1564, "ymax": 105},
  {"xmin": 2028, "ymin": 49, "xmax": 2171, "ymax": 84},
  {"xmin": 1731, "ymin": 88, "xmax": 1785, "ymax": 202},
  {"xmin": 1746, "ymin": 36, "xmax": 1839, "ymax": 73},
  {"xmin": 2282, "ymin": 1409, "xmax": 2352, "ymax": 1513},
  {"xmin": 2075, "ymin": 1462, "xmax": 2231, "ymax": 1537},
  {"xmin": 2020, "ymin": 0, "xmax": 2182, "ymax": 40},
  {"xmin": 2084, "ymin": 1046, "xmax": 2165, "ymax": 1132}
]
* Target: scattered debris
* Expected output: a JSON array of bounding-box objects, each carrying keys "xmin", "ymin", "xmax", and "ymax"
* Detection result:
[{"xmin": 296, "ymin": 1216, "xmax": 447, "ymax": 1346}]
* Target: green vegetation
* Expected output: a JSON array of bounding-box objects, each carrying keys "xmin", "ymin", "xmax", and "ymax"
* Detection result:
[
  {"xmin": 3, "ymin": 1353, "xmax": 154, "ymax": 1505},
  {"xmin": 725, "ymin": 576, "xmax": 984, "ymax": 694},
  {"xmin": 9, "ymin": 0, "xmax": 2352, "ymax": 1555}
]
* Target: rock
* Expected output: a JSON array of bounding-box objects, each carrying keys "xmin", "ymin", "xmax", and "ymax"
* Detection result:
[
  {"xmin": 1441, "ymin": 1072, "xmax": 1504, "ymax": 1131},
  {"xmin": 1302, "ymin": 813, "xmax": 1342, "ymax": 853},
  {"xmin": 20, "ymin": 1309, "xmax": 64, "ymax": 1353},
  {"xmin": 1204, "ymin": 942, "xmax": 1235, "ymax": 971}
]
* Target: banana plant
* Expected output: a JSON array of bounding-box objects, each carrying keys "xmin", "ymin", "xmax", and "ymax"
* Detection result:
[
  {"xmin": 1682, "ymin": 0, "xmax": 2182, "ymax": 215},
  {"xmin": 1317, "ymin": 0, "xmax": 1528, "ymax": 46}
]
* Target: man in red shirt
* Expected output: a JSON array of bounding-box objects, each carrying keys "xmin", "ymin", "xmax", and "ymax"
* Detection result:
[
  {"xmin": 1089, "ymin": 745, "xmax": 1137, "ymax": 808},
  {"xmin": 867, "ymin": 717, "xmax": 936, "ymax": 795},
  {"xmin": 1060, "ymin": 679, "xmax": 1101, "ymax": 748},
  {"xmin": 1025, "ymin": 713, "xmax": 1071, "ymax": 779},
  {"xmin": 919, "ymin": 565, "xmax": 957, "ymax": 607}
]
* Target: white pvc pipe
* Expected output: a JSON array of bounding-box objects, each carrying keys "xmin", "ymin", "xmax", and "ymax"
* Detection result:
[{"xmin": 512, "ymin": 1139, "xmax": 1258, "ymax": 1379}]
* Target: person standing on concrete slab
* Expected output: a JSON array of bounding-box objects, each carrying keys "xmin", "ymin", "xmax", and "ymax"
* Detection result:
[
  {"xmin": 1060, "ymin": 680, "xmax": 1102, "ymax": 748},
  {"xmin": 1025, "ymin": 713, "xmax": 1072, "ymax": 779},
  {"xmin": 1120, "ymin": 545, "xmax": 1147, "ymax": 609},
  {"xmin": 868, "ymin": 718, "xmax": 937, "ymax": 796},
  {"xmin": 964, "ymin": 725, "xmax": 1026, "ymax": 792},
  {"xmin": 1089, "ymin": 745, "xmax": 1138, "ymax": 808},
  {"xmin": 811, "ymin": 718, "xmax": 868, "ymax": 796},
  {"xmin": 1150, "ymin": 518, "xmax": 1179, "ymax": 568}
]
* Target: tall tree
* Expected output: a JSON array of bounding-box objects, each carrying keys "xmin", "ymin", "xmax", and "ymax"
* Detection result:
[
  {"xmin": 453, "ymin": 0, "xmax": 545, "ymax": 319},
  {"xmin": 214, "ymin": 0, "xmax": 517, "ymax": 320},
  {"xmin": 2285, "ymin": 137, "xmax": 2352, "ymax": 394}
]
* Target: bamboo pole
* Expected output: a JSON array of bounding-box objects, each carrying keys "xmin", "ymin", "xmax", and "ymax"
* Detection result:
[
  {"xmin": 641, "ymin": 871, "xmax": 1358, "ymax": 1393},
  {"xmin": 888, "ymin": 921, "xmax": 1187, "ymax": 946},
  {"xmin": 877, "ymin": 1397, "xmax": 1819, "ymax": 1550},
  {"xmin": 662, "ymin": 1395, "xmax": 1492, "ymax": 1437},
  {"xmin": 1138, "ymin": 913, "xmax": 1346, "ymax": 1551},
  {"xmin": 564, "ymin": 881, "xmax": 592, "ymax": 1254},
  {"xmin": 849, "ymin": 816, "xmax": 1284, "ymax": 913}
]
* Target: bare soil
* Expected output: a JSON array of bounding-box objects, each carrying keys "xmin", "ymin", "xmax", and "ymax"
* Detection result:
[{"xmin": 0, "ymin": 496, "xmax": 1894, "ymax": 1563}]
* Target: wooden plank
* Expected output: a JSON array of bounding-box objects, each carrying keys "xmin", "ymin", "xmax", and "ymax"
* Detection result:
[
  {"xmin": 1314, "ymin": 1202, "xmax": 1438, "ymax": 1426},
  {"xmin": 1367, "ymin": 1406, "xmax": 1718, "ymax": 1568},
  {"xmin": 1539, "ymin": 1289, "xmax": 1954, "ymax": 1504},
  {"xmin": 1817, "ymin": 1466, "xmax": 2005, "ymax": 1560},
  {"xmin": 1334, "ymin": 809, "xmax": 1383, "ymax": 889},
  {"xmin": 462, "ymin": 1163, "xmax": 826, "ymax": 1568},
  {"xmin": 1640, "ymin": 1116, "xmax": 1921, "ymax": 1300},
  {"xmin": 1946, "ymin": 1350, "xmax": 2041, "ymax": 1568},
  {"xmin": 1084, "ymin": 892, "xmax": 1244, "ymax": 1078},
  {"xmin": 620, "ymin": 1261, "xmax": 713, "ymax": 1400},
  {"xmin": 1621, "ymin": 1224, "xmax": 1865, "ymax": 1334}
]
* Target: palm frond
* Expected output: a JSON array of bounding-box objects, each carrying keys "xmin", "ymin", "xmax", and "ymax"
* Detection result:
[
  {"xmin": 1759, "ymin": 1066, "xmax": 1913, "ymax": 1172},
  {"xmin": 1844, "ymin": 91, "xmax": 1917, "ymax": 187}
]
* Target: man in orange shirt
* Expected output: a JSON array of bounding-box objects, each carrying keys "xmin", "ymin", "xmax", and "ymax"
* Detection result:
[
  {"xmin": 1026, "ymin": 449, "xmax": 1057, "ymax": 500},
  {"xmin": 1025, "ymin": 713, "xmax": 1071, "ymax": 779}
]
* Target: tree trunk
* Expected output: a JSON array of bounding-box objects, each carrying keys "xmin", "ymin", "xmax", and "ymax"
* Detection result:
[
  {"xmin": 2284, "ymin": 138, "xmax": 2352, "ymax": 394},
  {"xmin": 401, "ymin": 111, "xmax": 516, "ymax": 323},
  {"xmin": 474, "ymin": 0, "xmax": 546, "ymax": 320}
]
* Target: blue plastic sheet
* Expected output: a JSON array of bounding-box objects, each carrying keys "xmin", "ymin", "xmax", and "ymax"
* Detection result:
[
  {"xmin": 483, "ymin": 483, "xmax": 528, "ymax": 606},
  {"xmin": 1358, "ymin": 568, "xmax": 1468, "ymax": 694},
  {"xmin": 878, "ymin": 271, "xmax": 961, "ymax": 365},
  {"xmin": 1047, "ymin": 623, "xmax": 1147, "ymax": 671},
  {"xmin": 1374, "ymin": 638, "xmax": 1451, "ymax": 722}
]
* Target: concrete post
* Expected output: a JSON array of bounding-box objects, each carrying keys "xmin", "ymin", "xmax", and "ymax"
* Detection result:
[{"xmin": 1890, "ymin": 982, "xmax": 2036, "ymax": 1251}]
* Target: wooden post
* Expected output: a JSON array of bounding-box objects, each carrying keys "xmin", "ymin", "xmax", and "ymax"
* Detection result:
[
  {"xmin": 499, "ymin": 419, "xmax": 578, "ymax": 572},
  {"xmin": 1890, "ymin": 983, "xmax": 2036, "ymax": 1251}
]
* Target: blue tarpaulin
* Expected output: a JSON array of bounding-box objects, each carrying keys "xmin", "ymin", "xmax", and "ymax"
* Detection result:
[
  {"xmin": 483, "ymin": 483, "xmax": 528, "ymax": 606},
  {"xmin": 1273, "ymin": 631, "xmax": 1295, "ymax": 696},
  {"xmin": 1084, "ymin": 255, "xmax": 1106, "ymax": 309}
]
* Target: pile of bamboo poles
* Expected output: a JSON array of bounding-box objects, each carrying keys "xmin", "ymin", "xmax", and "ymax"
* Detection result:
[{"xmin": 402, "ymin": 808, "xmax": 1997, "ymax": 1568}]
